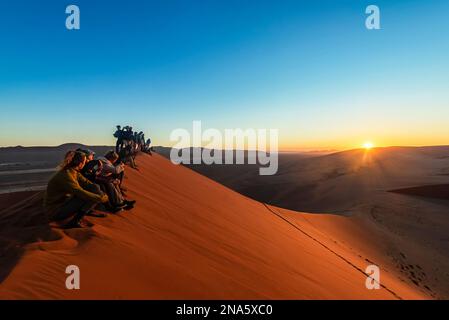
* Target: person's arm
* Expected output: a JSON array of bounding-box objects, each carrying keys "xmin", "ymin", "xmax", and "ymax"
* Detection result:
[
  {"xmin": 115, "ymin": 163, "xmax": 125, "ymax": 174},
  {"xmin": 63, "ymin": 171, "xmax": 104, "ymax": 203},
  {"xmin": 101, "ymin": 161, "xmax": 120, "ymax": 175},
  {"xmin": 77, "ymin": 172, "xmax": 96, "ymax": 189}
]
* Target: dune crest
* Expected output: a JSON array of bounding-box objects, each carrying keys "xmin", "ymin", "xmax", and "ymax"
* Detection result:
[{"xmin": 0, "ymin": 154, "xmax": 428, "ymax": 299}]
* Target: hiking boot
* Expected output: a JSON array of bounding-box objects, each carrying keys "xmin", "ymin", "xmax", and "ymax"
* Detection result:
[
  {"xmin": 63, "ymin": 220, "xmax": 84, "ymax": 229},
  {"xmin": 123, "ymin": 204, "xmax": 134, "ymax": 211},
  {"xmin": 80, "ymin": 218, "xmax": 95, "ymax": 227},
  {"xmin": 124, "ymin": 200, "xmax": 136, "ymax": 206},
  {"xmin": 86, "ymin": 211, "xmax": 107, "ymax": 218},
  {"xmin": 109, "ymin": 206, "xmax": 124, "ymax": 214}
]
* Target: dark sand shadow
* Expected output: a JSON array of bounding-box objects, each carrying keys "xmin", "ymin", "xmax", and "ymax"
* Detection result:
[{"xmin": 0, "ymin": 192, "xmax": 59, "ymax": 284}]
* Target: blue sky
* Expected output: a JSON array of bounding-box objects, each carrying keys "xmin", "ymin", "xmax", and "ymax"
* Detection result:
[{"xmin": 0, "ymin": 0, "xmax": 448, "ymax": 149}]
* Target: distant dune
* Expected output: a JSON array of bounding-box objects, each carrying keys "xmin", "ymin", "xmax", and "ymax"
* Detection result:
[
  {"xmin": 390, "ymin": 184, "xmax": 449, "ymax": 200},
  {"xmin": 0, "ymin": 153, "xmax": 431, "ymax": 299}
]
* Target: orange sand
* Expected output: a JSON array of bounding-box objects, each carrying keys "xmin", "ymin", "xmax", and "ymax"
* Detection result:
[{"xmin": 0, "ymin": 154, "xmax": 428, "ymax": 299}]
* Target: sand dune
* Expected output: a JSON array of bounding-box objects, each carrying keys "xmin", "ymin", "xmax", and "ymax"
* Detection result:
[
  {"xmin": 391, "ymin": 184, "xmax": 449, "ymax": 200},
  {"xmin": 185, "ymin": 146, "xmax": 449, "ymax": 299},
  {"xmin": 0, "ymin": 153, "xmax": 430, "ymax": 299}
]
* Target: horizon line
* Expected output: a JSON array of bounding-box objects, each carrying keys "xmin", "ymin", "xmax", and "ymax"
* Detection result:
[{"xmin": 1, "ymin": 143, "xmax": 449, "ymax": 153}]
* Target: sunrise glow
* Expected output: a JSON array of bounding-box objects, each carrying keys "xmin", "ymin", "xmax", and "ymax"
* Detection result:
[{"xmin": 363, "ymin": 141, "xmax": 374, "ymax": 150}]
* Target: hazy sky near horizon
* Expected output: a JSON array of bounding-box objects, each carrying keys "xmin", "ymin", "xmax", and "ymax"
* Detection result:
[{"xmin": 0, "ymin": 0, "xmax": 448, "ymax": 150}]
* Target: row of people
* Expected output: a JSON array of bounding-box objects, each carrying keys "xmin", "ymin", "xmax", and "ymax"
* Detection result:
[
  {"xmin": 114, "ymin": 125, "xmax": 150, "ymax": 153},
  {"xmin": 114, "ymin": 125, "xmax": 153, "ymax": 168},
  {"xmin": 44, "ymin": 148, "xmax": 136, "ymax": 229}
]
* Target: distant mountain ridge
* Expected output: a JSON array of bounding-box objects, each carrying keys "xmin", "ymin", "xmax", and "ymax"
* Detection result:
[{"xmin": 0, "ymin": 143, "xmax": 113, "ymax": 152}]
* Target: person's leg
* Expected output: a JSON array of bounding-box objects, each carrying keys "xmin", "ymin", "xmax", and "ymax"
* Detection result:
[
  {"xmin": 65, "ymin": 184, "xmax": 103, "ymax": 214},
  {"xmin": 112, "ymin": 183, "xmax": 124, "ymax": 204},
  {"xmin": 103, "ymin": 182, "xmax": 123, "ymax": 207},
  {"xmin": 80, "ymin": 183, "xmax": 102, "ymax": 212},
  {"xmin": 54, "ymin": 184, "xmax": 102, "ymax": 220},
  {"xmin": 82, "ymin": 183, "xmax": 107, "ymax": 218},
  {"xmin": 64, "ymin": 210, "xmax": 89, "ymax": 228},
  {"xmin": 109, "ymin": 172, "xmax": 125, "ymax": 188},
  {"xmin": 112, "ymin": 172, "xmax": 127, "ymax": 193},
  {"xmin": 52, "ymin": 196, "xmax": 98, "ymax": 228},
  {"xmin": 84, "ymin": 183, "xmax": 103, "ymax": 196},
  {"xmin": 116, "ymin": 171, "xmax": 124, "ymax": 186},
  {"xmin": 99, "ymin": 182, "xmax": 116, "ymax": 209},
  {"xmin": 112, "ymin": 183, "xmax": 135, "ymax": 209},
  {"xmin": 129, "ymin": 156, "xmax": 137, "ymax": 169},
  {"xmin": 52, "ymin": 197, "xmax": 86, "ymax": 222},
  {"xmin": 99, "ymin": 182, "xmax": 107, "ymax": 195}
]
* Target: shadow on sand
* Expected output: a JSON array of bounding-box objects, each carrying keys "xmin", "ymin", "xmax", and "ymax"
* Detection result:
[{"xmin": 0, "ymin": 192, "xmax": 59, "ymax": 284}]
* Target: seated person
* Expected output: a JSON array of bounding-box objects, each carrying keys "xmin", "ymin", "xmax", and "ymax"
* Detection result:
[
  {"xmin": 44, "ymin": 151, "xmax": 109, "ymax": 229},
  {"xmin": 119, "ymin": 142, "xmax": 137, "ymax": 169},
  {"xmin": 144, "ymin": 138, "xmax": 153, "ymax": 155},
  {"xmin": 97, "ymin": 151, "xmax": 136, "ymax": 213},
  {"xmin": 81, "ymin": 158, "xmax": 103, "ymax": 183}
]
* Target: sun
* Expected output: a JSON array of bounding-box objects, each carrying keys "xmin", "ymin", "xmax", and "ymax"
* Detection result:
[{"xmin": 363, "ymin": 141, "xmax": 374, "ymax": 150}]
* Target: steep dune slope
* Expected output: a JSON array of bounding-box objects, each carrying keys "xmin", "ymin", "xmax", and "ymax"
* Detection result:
[{"xmin": 0, "ymin": 154, "xmax": 426, "ymax": 299}]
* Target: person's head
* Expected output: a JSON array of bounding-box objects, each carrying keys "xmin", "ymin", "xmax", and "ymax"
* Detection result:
[
  {"xmin": 92, "ymin": 160, "xmax": 103, "ymax": 175},
  {"xmin": 59, "ymin": 151, "xmax": 75, "ymax": 170},
  {"xmin": 105, "ymin": 150, "xmax": 119, "ymax": 164},
  {"xmin": 116, "ymin": 125, "xmax": 121, "ymax": 129},
  {"xmin": 60, "ymin": 151, "xmax": 86, "ymax": 171},
  {"xmin": 77, "ymin": 148, "xmax": 95, "ymax": 161}
]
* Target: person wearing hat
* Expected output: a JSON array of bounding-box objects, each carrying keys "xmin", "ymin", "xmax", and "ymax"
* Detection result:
[{"xmin": 76, "ymin": 148, "xmax": 96, "ymax": 161}]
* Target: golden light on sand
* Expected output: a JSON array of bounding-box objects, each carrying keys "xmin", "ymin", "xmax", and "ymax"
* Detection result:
[{"xmin": 363, "ymin": 141, "xmax": 374, "ymax": 150}]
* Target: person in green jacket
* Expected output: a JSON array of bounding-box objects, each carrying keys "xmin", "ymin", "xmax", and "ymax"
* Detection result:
[{"xmin": 44, "ymin": 151, "xmax": 109, "ymax": 229}]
